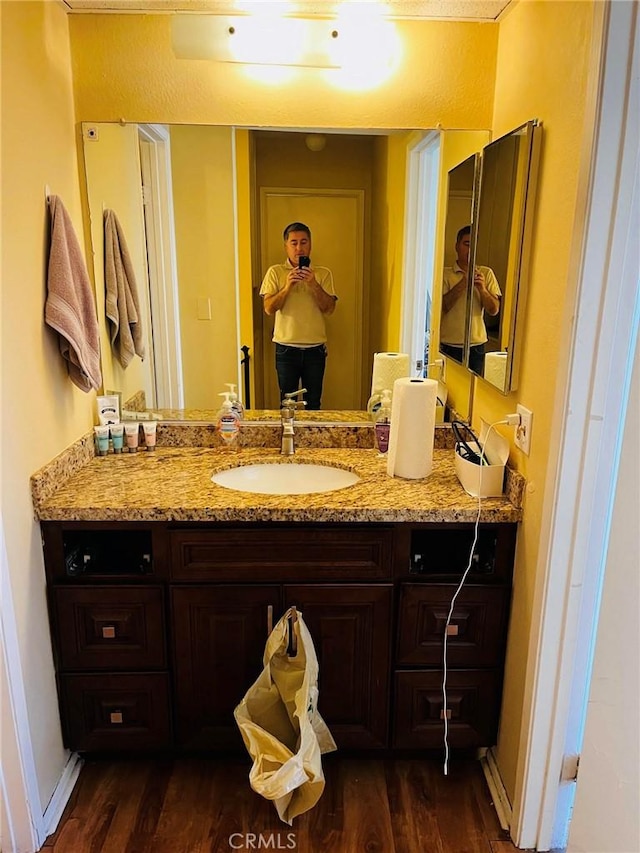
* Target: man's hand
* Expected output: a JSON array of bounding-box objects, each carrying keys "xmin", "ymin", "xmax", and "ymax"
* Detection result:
[
  {"xmin": 264, "ymin": 272, "xmax": 298, "ymax": 315},
  {"xmin": 442, "ymin": 271, "xmax": 467, "ymax": 314},
  {"xmin": 297, "ymin": 266, "xmax": 336, "ymax": 314},
  {"xmin": 473, "ymin": 269, "xmax": 500, "ymax": 316}
]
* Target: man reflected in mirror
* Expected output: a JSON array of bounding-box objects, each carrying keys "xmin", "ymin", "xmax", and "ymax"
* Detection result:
[
  {"xmin": 439, "ymin": 225, "xmax": 501, "ymax": 375},
  {"xmin": 260, "ymin": 222, "xmax": 337, "ymax": 410}
]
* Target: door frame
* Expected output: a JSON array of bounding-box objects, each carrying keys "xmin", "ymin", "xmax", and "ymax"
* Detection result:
[
  {"xmin": 0, "ymin": 518, "xmax": 83, "ymax": 851},
  {"xmin": 511, "ymin": 2, "xmax": 639, "ymax": 848},
  {"xmin": 400, "ymin": 130, "xmax": 441, "ymax": 375},
  {"xmin": 138, "ymin": 124, "xmax": 184, "ymax": 409}
]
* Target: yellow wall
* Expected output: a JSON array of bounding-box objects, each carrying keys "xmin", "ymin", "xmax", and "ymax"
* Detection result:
[
  {"xmin": 170, "ymin": 125, "xmax": 239, "ymax": 407},
  {"xmin": 81, "ymin": 123, "xmax": 154, "ymax": 403},
  {"xmin": 383, "ymin": 132, "xmax": 412, "ymax": 351},
  {"xmin": 476, "ymin": 0, "xmax": 600, "ymax": 799},
  {"xmin": 0, "ymin": 0, "xmax": 91, "ymax": 807},
  {"xmin": 69, "ymin": 16, "xmax": 497, "ymax": 130}
]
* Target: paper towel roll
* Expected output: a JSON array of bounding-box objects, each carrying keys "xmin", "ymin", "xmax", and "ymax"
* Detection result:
[
  {"xmin": 386, "ymin": 377, "xmax": 437, "ymax": 479},
  {"xmin": 370, "ymin": 352, "xmax": 411, "ymax": 396},
  {"xmin": 484, "ymin": 352, "xmax": 508, "ymax": 389}
]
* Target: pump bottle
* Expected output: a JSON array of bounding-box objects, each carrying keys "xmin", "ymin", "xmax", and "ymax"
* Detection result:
[
  {"xmin": 374, "ymin": 389, "xmax": 392, "ymax": 455},
  {"xmin": 216, "ymin": 393, "xmax": 241, "ymax": 449},
  {"xmin": 225, "ymin": 383, "xmax": 245, "ymax": 419}
]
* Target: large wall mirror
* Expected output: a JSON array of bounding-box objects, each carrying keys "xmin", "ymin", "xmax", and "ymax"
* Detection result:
[
  {"xmin": 438, "ymin": 120, "xmax": 542, "ymax": 393},
  {"xmin": 81, "ymin": 113, "xmax": 543, "ymax": 415},
  {"xmin": 82, "ymin": 122, "xmax": 432, "ymax": 417}
]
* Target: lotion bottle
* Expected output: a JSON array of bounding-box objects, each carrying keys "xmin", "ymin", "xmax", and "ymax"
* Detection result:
[
  {"xmin": 216, "ymin": 393, "xmax": 241, "ymax": 450},
  {"xmin": 374, "ymin": 389, "xmax": 392, "ymax": 456}
]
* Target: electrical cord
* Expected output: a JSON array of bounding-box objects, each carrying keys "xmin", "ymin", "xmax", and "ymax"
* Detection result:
[{"xmin": 442, "ymin": 416, "xmax": 516, "ymax": 776}]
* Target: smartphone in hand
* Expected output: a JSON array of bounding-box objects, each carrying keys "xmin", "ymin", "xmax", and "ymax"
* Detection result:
[{"xmin": 298, "ymin": 256, "xmax": 310, "ymax": 269}]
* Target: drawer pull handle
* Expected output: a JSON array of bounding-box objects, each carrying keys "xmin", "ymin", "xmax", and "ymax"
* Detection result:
[
  {"xmin": 267, "ymin": 605, "xmax": 273, "ymax": 636},
  {"xmin": 446, "ymin": 624, "xmax": 459, "ymax": 636},
  {"xmin": 440, "ymin": 709, "xmax": 452, "ymax": 720},
  {"xmin": 109, "ymin": 711, "xmax": 123, "ymax": 724},
  {"xmin": 102, "ymin": 626, "xmax": 116, "ymax": 639}
]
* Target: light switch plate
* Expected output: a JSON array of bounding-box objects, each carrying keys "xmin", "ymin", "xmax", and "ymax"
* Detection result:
[{"xmin": 515, "ymin": 404, "xmax": 533, "ymax": 455}]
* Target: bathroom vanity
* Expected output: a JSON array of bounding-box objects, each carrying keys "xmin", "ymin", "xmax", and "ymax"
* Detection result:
[{"xmin": 33, "ymin": 432, "xmax": 522, "ymax": 756}]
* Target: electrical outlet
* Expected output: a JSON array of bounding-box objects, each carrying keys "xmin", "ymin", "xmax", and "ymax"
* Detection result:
[{"xmin": 515, "ymin": 404, "xmax": 533, "ymax": 455}]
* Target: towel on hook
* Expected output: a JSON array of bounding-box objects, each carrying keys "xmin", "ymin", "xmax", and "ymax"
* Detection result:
[
  {"xmin": 104, "ymin": 209, "xmax": 145, "ymax": 368},
  {"xmin": 45, "ymin": 195, "xmax": 102, "ymax": 392}
]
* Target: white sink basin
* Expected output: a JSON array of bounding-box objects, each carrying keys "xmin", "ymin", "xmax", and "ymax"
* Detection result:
[{"xmin": 211, "ymin": 462, "xmax": 360, "ymax": 495}]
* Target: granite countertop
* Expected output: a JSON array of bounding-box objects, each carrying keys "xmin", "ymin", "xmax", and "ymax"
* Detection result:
[{"xmin": 33, "ymin": 445, "xmax": 523, "ymax": 524}]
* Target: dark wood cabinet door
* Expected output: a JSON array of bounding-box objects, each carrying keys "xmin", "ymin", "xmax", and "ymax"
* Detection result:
[
  {"xmin": 283, "ymin": 584, "xmax": 393, "ymax": 749},
  {"xmin": 171, "ymin": 585, "xmax": 280, "ymax": 749}
]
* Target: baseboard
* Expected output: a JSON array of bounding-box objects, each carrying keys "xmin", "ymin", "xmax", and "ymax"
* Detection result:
[
  {"xmin": 42, "ymin": 752, "xmax": 83, "ymax": 838},
  {"xmin": 480, "ymin": 746, "xmax": 512, "ymax": 832}
]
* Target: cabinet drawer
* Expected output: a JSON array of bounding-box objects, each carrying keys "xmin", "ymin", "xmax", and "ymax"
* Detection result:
[
  {"xmin": 170, "ymin": 527, "xmax": 394, "ymax": 581},
  {"xmin": 396, "ymin": 585, "xmax": 509, "ymax": 667},
  {"xmin": 60, "ymin": 673, "xmax": 172, "ymax": 751},
  {"xmin": 392, "ymin": 670, "xmax": 501, "ymax": 749},
  {"xmin": 52, "ymin": 586, "xmax": 166, "ymax": 671}
]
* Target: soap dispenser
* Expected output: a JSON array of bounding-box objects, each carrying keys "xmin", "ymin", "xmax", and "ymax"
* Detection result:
[
  {"xmin": 225, "ymin": 383, "xmax": 245, "ymax": 419},
  {"xmin": 216, "ymin": 392, "xmax": 241, "ymax": 449},
  {"xmin": 367, "ymin": 390, "xmax": 383, "ymax": 420},
  {"xmin": 374, "ymin": 389, "xmax": 392, "ymax": 456}
]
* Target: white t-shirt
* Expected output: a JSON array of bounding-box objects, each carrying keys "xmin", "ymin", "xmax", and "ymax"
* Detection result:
[
  {"xmin": 440, "ymin": 262, "xmax": 501, "ymax": 346},
  {"xmin": 259, "ymin": 260, "xmax": 336, "ymax": 346}
]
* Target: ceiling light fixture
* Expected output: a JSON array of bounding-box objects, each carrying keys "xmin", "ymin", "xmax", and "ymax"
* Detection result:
[{"xmin": 171, "ymin": 14, "xmax": 343, "ymax": 69}]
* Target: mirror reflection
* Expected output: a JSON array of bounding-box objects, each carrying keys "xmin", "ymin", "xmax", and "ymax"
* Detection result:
[
  {"xmin": 83, "ymin": 123, "xmax": 428, "ymax": 415},
  {"xmin": 470, "ymin": 120, "xmax": 542, "ymax": 392},
  {"xmin": 439, "ymin": 154, "xmax": 479, "ymax": 368},
  {"xmin": 436, "ymin": 120, "xmax": 542, "ymax": 393}
]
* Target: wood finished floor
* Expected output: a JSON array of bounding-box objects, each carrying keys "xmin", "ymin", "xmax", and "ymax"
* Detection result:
[{"xmin": 41, "ymin": 756, "xmax": 523, "ymax": 853}]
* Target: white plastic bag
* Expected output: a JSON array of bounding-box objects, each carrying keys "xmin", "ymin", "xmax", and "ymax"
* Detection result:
[{"xmin": 234, "ymin": 607, "xmax": 337, "ymax": 824}]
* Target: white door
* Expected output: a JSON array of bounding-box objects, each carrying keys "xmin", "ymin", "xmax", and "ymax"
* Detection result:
[{"xmin": 260, "ymin": 189, "xmax": 364, "ymax": 410}]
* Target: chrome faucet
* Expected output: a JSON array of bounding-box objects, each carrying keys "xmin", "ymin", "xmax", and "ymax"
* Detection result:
[{"xmin": 280, "ymin": 389, "xmax": 307, "ymax": 455}]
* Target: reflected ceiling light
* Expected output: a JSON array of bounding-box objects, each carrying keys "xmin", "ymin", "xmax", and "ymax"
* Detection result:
[{"xmin": 305, "ymin": 133, "xmax": 327, "ymax": 151}]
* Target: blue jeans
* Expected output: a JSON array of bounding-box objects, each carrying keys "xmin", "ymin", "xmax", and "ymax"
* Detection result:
[{"xmin": 275, "ymin": 344, "xmax": 327, "ymax": 410}]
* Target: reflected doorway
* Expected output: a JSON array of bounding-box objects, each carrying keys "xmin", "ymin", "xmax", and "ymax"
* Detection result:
[
  {"xmin": 400, "ymin": 132, "xmax": 441, "ymax": 376},
  {"xmin": 258, "ymin": 189, "xmax": 365, "ymax": 410}
]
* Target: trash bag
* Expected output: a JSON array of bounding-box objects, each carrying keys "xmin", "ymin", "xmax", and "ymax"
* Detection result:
[{"xmin": 234, "ymin": 607, "xmax": 337, "ymax": 824}]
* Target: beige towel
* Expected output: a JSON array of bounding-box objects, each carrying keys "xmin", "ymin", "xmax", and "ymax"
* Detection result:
[
  {"xmin": 104, "ymin": 209, "xmax": 145, "ymax": 368},
  {"xmin": 45, "ymin": 196, "xmax": 102, "ymax": 392}
]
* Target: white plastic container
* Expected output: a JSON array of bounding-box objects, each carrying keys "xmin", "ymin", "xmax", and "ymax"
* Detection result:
[{"xmin": 454, "ymin": 419, "xmax": 509, "ymax": 497}]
